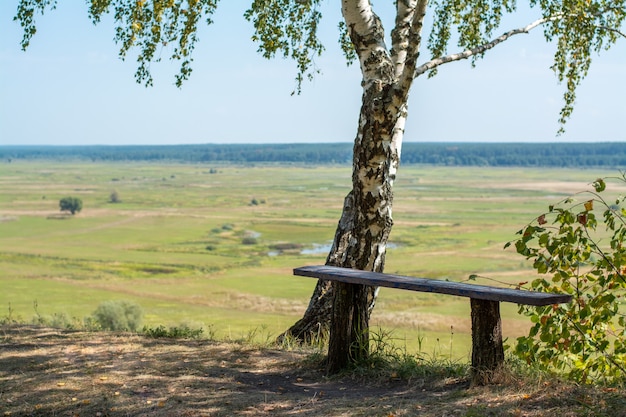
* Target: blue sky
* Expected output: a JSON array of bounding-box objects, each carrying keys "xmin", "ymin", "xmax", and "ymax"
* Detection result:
[{"xmin": 1, "ymin": 2, "xmax": 624, "ymax": 146}]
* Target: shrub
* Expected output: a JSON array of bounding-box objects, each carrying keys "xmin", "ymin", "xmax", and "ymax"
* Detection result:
[
  {"xmin": 92, "ymin": 300, "xmax": 143, "ymax": 332},
  {"xmin": 143, "ymin": 324, "xmax": 205, "ymax": 339},
  {"xmin": 109, "ymin": 190, "xmax": 121, "ymax": 203},
  {"xmin": 270, "ymin": 243, "xmax": 303, "ymax": 251},
  {"xmin": 509, "ymin": 175, "xmax": 626, "ymax": 384}
]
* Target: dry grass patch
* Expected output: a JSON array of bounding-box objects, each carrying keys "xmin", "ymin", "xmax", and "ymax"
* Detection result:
[{"xmin": 2, "ymin": 326, "xmax": 626, "ymax": 416}]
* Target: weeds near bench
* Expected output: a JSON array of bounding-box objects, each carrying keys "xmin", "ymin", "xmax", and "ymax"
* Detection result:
[
  {"xmin": 509, "ymin": 174, "xmax": 626, "ymax": 384},
  {"xmin": 143, "ymin": 324, "xmax": 208, "ymax": 339},
  {"xmin": 348, "ymin": 327, "xmax": 469, "ymax": 382}
]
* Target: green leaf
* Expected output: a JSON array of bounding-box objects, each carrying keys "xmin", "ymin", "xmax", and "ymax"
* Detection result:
[
  {"xmin": 535, "ymin": 259, "xmax": 549, "ymax": 274},
  {"xmin": 593, "ymin": 178, "xmax": 606, "ymax": 192},
  {"xmin": 540, "ymin": 331, "xmax": 553, "ymax": 343}
]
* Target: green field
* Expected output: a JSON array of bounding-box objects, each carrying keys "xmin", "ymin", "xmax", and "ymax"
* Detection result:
[{"xmin": 0, "ymin": 161, "xmax": 616, "ymax": 360}]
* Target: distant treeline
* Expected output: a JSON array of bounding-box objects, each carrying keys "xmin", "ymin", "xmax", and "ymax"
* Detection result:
[{"xmin": 1, "ymin": 142, "xmax": 625, "ymax": 168}]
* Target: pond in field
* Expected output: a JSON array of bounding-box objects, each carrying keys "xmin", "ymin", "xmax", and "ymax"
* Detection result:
[
  {"xmin": 268, "ymin": 242, "xmax": 398, "ymax": 257},
  {"xmin": 300, "ymin": 243, "xmax": 334, "ymax": 255},
  {"xmin": 267, "ymin": 242, "xmax": 331, "ymax": 257}
]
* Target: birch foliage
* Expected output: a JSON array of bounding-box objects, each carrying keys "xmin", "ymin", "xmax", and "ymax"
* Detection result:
[{"xmin": 14, "ymin": 1, "xmax": 625, "ymax": 128}]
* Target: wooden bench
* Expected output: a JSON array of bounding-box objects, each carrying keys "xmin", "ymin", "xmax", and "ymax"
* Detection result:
[{"xmin": 294, "ymin": 265, "xmax": 572, "ymax": 384}]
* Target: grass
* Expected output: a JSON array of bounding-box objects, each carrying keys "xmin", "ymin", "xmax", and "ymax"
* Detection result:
[{"xmin": 0, "ymin": 161, "xmax": 619, "ymax": 356}]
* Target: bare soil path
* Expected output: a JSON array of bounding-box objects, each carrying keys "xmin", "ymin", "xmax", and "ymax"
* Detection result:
[{"xmin": 1, "ymin": 326, "xmax": 625, "ymax": 416}]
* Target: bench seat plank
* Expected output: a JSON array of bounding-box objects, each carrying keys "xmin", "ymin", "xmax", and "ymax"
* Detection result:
[{"xmin": 294, "ymin": 265, "xmax": 571, "ymax": 306}]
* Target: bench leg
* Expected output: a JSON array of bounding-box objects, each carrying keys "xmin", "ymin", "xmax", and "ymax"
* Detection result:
[{"xmin": 470, "ymin": 298, "xmax": 504, "ymax": 385}]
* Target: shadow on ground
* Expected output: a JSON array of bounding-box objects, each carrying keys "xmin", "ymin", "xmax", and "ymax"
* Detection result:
[{"xmin": 1, "ymin": 326, "xmax": 625, "ymax": 416}]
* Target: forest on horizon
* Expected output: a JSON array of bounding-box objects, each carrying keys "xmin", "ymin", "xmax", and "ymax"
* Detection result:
[{"xmin": 1, "ymin": 142, "xmax": 624, "ymax": 168}]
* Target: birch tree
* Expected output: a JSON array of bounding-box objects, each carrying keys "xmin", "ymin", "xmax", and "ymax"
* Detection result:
[{"xmin": 14, "ymin": 0, "xmax": 625, "ymax": 371}]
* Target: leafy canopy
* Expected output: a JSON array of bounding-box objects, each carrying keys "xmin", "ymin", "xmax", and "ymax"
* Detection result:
[
  {"xmin": 13, "ymin": 1, "xmax": 625, "ymax": 126},
  {"xmin": 15, "ymin": 0, "xmax": 219, "ymax": 87}
]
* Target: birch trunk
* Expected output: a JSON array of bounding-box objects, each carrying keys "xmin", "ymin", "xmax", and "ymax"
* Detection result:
[
  {"xmin": 281, "ymin": 0, "xmax": 427, "ymax": 371},
  {"xmin": 326, "ymin": 79, "xmax": 403, "ymax": 370}
]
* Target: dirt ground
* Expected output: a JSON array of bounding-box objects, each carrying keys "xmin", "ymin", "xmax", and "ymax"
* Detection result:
[{"xmin": 1, "ymin": 326, "xmax": 625, "ymax": 417}]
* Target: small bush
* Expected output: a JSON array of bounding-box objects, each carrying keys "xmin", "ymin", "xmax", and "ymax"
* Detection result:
[
  {"xmin": 109, "ymin": 190, "xmax": 121, "ymax": 203},
  {"xmin": 510, "ymin": 176, "xmax": 626, "ymax": 384},
  {"xmin": 270, "ymin": 243, "xmax": 303, "ymax": 251},
  {"xmin": 249, "ymin": 198, "xmax": 266, "ymax": 206},
  {"xmin": 36, "ymin": 312, "xmax": 70, "ymax": 329},
  {"xmin": 92, "ymin": 300, "xmax": 143, "ymax": 332},
  {"xmin": 143, "ymin": 324, "xmax": 206, "ymax": 339}
]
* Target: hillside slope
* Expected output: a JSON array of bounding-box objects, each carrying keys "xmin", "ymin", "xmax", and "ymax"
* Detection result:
[{"xmin": 1, "ymin": 326, "xmax": 625, "ymax": 416}]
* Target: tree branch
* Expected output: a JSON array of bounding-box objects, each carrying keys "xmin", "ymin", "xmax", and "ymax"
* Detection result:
[
  {"xmin": 398, "ymin": 0, "xmax": 428, "ymax": 89},
  {"xmin": 341, "ymin": 0, "xmax": 394, "ymax": 87},
  {"xmin": 414, "ymin": 15, "xmax": 559, "ymax": 78},
  {"xmin": 391, "ymin": 0, "xmax": 418, "ymax": 78},
  {"xmin": 598, "ymin": 25, "xmax": 626, "ymax": 39}
]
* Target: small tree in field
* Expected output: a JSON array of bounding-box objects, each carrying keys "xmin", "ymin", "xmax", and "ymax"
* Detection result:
[{"xmin": 59, "ymin": 196, "xmax": 83, "ymax": 215}]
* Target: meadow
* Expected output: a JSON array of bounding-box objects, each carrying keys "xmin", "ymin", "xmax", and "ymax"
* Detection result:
[{"xmin": 0, "ymin": 161, "xmax": 616, "ymax": 360}]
